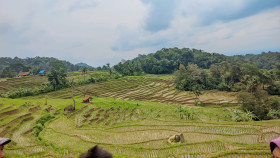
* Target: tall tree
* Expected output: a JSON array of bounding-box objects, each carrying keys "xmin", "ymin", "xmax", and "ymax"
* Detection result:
[
  {"xmin": 0, "ymin": 67, "xmax": 15, "ymax": 78},
  {"xmin": 69, "ymin": 79, "xmax": 76, "ymax": 110},
  {"xmin": 81, "ymin": 67, "xmax": 88, "ymax": 82},
  {"xmin": 47, "ymin": 68, "xmax": 67, "ymax": 90},
  {"xmin": 106, "ymin": 63, "xmax": 112, "ymax": 76},
  {"xmin": 246, "ymin": 76, "xmax": 260, "ymax": 93}
]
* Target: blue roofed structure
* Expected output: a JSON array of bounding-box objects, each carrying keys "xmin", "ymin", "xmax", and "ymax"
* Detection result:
[
  {"xmin": 39, "ymin": 70, "xmax": 46, "ymax": 75},
  {"xmin": 39, "ymin": 70, "xmax": 45, "ymax": 74}
]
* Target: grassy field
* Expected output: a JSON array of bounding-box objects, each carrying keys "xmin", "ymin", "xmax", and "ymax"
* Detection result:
[{"xmin": 0, "ymin": 72, "xmax": 279, "ymax": 157}]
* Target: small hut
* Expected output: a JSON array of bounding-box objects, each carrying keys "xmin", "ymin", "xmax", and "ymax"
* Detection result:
[
  {"xmin": 17, "ymin": 72, "xmax": 31, "ymax": 77},
  {"xmin": 82, "ymin": 96, "xmax": 92, "ymax": 103},
  {"xmin": 39, "ymin": 70, "xmax": 46, "ymax": 76}
]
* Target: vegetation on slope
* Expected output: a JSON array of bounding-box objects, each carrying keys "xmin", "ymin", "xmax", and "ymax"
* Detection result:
[
  {"xmin": 0, "ymin": 70, "xmax": 115, "ymax": 98},
  {"xmin": 0, "ymin": 57, "xmax": 82, "ymax": 78},
  {"xmin": 114, "ymin": 48, "xmax": 280, "ymax": 76},
  {"xmin": 174, "ymin": 62, "xmax": 280, "ymax": 93},
  {"xmin": 228, "ymin": 51, "xmax": 280, "ymax": 70},
  {"xmin": 174, "ymin": 62, "xmax": 280, "ymax": 120},
  {"xmin": 0, "ymin": 57, "xmax": 113, "ymax": 78}
]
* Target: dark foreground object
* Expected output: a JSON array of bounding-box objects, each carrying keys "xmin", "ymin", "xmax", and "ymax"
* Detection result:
[
  {"xmin": 270, "ymin": 137, "xmax": 280, "ymax": 158},
  {"xmin": 0, "ymin": 137, "xmax": 11, "ymax": 158},
  {"xmin": 79, "ymin": 145, "xmax": 113, "ymax": 158}
]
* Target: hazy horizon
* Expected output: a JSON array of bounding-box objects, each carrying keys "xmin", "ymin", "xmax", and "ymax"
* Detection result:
[{"xmin": 1, "ymin": 49, "xmax": 279, "ymax": 68}]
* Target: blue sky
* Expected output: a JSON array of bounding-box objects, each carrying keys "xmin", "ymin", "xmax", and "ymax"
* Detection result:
[{"xmin": 0, "ymin": 0, "xmax": 279, "ymax": 67}]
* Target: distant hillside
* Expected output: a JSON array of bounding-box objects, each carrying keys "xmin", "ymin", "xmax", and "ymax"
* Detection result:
[
  {"xmin": 0, "ymin": 57, "xmax": 83, "ymax": 72},
  {"xmin": 0, "ymin": 57, "xmax": 92, "ymax": 78},
  {"xmin": 76, "ymin": 62, "xmax": 93, "ymax": 68},
  {"xmin": 228, "ymin": 51, "xmax": 280, "ymax": 69},
  {"xmin": 114, "ymin": 48, "xmax": 280, "ymax": 75}
]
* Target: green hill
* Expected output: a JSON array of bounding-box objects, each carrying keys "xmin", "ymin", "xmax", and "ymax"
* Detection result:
[
  {"xmin": 114, "ymin": 48, "xmax": 280, "ymax": 75},
  {"xmin": 0, "ymin": 57, "xmax": 93, "ymax": 78},
  {"xmin": 0, "ymin": 57, "xmax": 82, "ymax": 71}
]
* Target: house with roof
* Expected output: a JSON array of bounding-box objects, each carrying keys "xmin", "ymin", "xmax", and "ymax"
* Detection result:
[
  {"xmin": 17, "ymin": 72, "xmax": 31, "ymax": 77},
  {"xmin": 82, "ymin": 96, "xmax": 92, "ymax": 103}
]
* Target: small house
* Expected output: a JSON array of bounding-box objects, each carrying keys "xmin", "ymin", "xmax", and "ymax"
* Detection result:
[
  {"xmin": 82, "ymin": 96, "xmax": 92, "ymax": 103},
  {"xmin": 39, "ymin": 70, "xmax": 46, "ymax": 76},
  {"xmin": 17, "ymin": 72, "xmax": 31, "ymax": 77}
]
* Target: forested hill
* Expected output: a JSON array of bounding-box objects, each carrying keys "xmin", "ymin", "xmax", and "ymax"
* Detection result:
[
  {"xmin": 228, "ymin": 52, "xmax": 280, "ymax": 69},
  {"xmin": 0, "ymin": 57, "xmax": 84, "ymax": 78},
  {"xmin": 0, "ymin": 56, "xmax": 83, "ymax": 71},
  {"xmin": 114, "ymin": 48, "xmax": 280, "ymax": 75}
]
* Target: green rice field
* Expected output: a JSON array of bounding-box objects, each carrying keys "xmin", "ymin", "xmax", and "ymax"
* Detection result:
[{"xmin": 0, "ymin": 72, "xmax": 279, "ymax": 157}]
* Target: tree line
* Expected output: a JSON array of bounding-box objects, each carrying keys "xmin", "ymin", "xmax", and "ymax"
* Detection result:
[
  {"xmin": 0, "ymin": 57, "xmax": 113, "ymax": 78},
  {"xmin": 0, "ymin": 57, "xmax": 81, "ymax": 78},
  {"xmin": 113, "ymin": 48, "xmax": 279, "ymax": 75},
  {"xmin": 174, "ymin": 62, "xmax": 280, "ymax": 93}
]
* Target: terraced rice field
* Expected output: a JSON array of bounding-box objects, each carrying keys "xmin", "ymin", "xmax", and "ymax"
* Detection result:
[
  {"xmin": 0, "ymin": 74, "xmax": 279, "ymax": 157},
  {"xmin": 0, "ymin": 71, "xmax": 109, "ymax": 93},
  {"xmin": 1, "ymin": 96, "xmax": 279, "ymax": 158},
  {"xmin": 0, "ymin": 76, "xmax": 47, "ymax": 93},
  {"xmin": 35, "ymin": 75, "xmax": 237, "ymax": 106}
]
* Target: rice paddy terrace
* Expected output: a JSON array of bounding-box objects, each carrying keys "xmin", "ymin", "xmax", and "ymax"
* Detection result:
[
  {"xmin": 0, "ymin": 71, "xmax": 109, "ymax": 93},
  {"xmin": 0, "ymin": 72, "xmax": 279, "ymax": 157},
  {"xmin": 0, "ymin": 76, "xmax": 47, "ymax": 93},
  {"xmin": 36, "ymin": 74, "xmax": 237, "ymax": 106}
]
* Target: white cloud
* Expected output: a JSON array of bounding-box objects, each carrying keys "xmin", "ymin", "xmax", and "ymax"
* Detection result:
[
  {"xmin": 0, "ymin": 0, "xmax": 279, "ymax": 66},
  {"xmin": 113, "ymin": 2, "xmax": 280, "ymax": 56},
  {"xmin": 0, "ymin": 0, "xmax": 147, "ymax": 66}
]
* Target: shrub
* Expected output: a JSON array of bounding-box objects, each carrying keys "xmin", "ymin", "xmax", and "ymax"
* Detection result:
[
  {"xmin": 88, "ymin": 77, "xmax": 96, "ymax": 83},
  {"xmin": 7, "ymin": 88, "xmax": 34, "ymax": 98},
  {"xmin": 96, "ymin": 75, "xmax": 109, "ymax": 82},
  {"xmin": 177, "ymin": 106, "xmax": 196, "ymax": 120},
  {"xmin": 33, "ymin": 124, "xmax": 43, "ymax": 137},
  {"xmin": 217, "ymin": 82, "xmax": 233, "ymax": 91},
  {"xmin": 268, "ymin": 97, "xmax": 280, "ymax": 110},
  {"xmin": 237, "ymin": 89, "xmax": 280, "ymax": 120},
  {"xmin": 33, "ymin": 114, "xmax": 55, "ymax": 137},
  {"xmin": 36, "ymin": 114, "xmax": 55, "ymax": 126},
  {"xmin": 267, "ymin": 84, "xmax": 280, "ymax": 95},
  {"xmin": 267, "ymin": 109, "xmax": 280, "ymax": 120},
  {"xmin": 231, "ymin": 82, "xmax": 246, "ymax": 92},
  {"xmin": 193, "ymin": 99, "xmax": 199, "ymax": 106},
  {"xmin": 113, "ymin": 73, "xmax": 122, "ymax": 79},
  {"xmin": 233, "ymin": 109, "xmax": 256, "ymax": 122}
]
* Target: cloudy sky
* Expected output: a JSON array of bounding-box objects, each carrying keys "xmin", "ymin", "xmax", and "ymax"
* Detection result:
[{"xmin": 0, "ymin": 0, "xmax": 280, "ymax": 66}]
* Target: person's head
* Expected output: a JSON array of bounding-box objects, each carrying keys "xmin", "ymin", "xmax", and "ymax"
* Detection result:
[
  {"xmin": 79, "ymin": 145, "xmax": 113, "ymax": 158},
  {"xmin": 270, "ymin": 137, "xmax": 280, "ymax": 158},
  {"xmin": 0, "ymin": 137, "xmax": 11, "ymax": 158}
]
